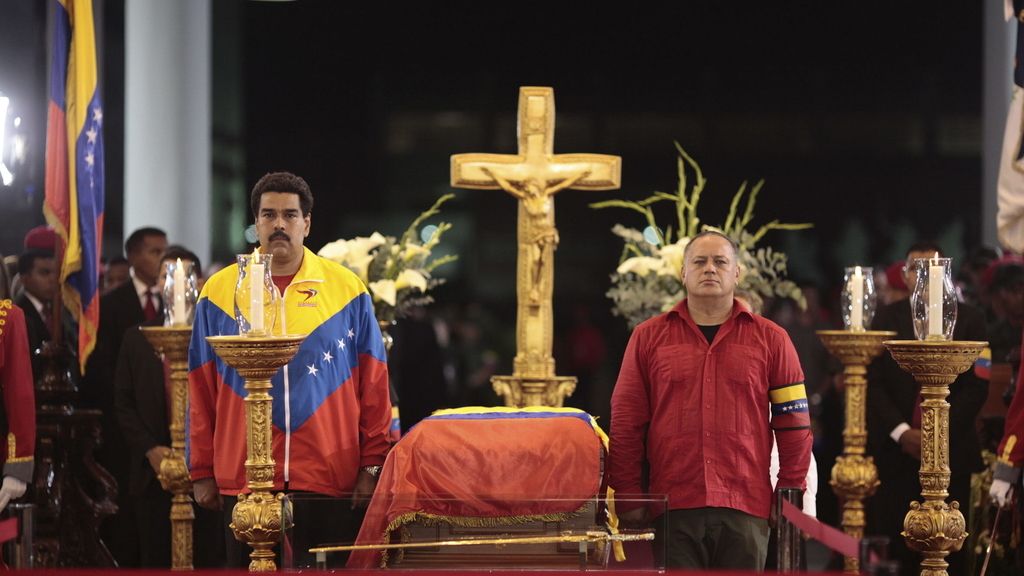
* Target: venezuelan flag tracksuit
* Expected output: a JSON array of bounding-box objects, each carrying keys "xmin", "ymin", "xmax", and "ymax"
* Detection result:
[{"xmin": 187, "ymin": 248, "xmax": 391, "ymax": 496}]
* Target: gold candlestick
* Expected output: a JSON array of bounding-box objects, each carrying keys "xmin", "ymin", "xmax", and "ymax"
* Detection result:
[
  {"xmin": 817, "ymin": 330, "xmax": 895, "ymax": 574},
  {"xmin": 206, "ymin": 335, "xmax": 305, "ymax": 572},
  {"xmin": 140, "ymin": 326, "xmax": 195, "ymax": 570},
  {"xmin": 882, "ymin": 340, "xmax": 986, "ymax": 576}
]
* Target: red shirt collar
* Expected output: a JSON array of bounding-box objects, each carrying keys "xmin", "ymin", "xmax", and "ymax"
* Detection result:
[{"xmin": 668, "ymin": 298, "xmax": 754, "ymax": 324}]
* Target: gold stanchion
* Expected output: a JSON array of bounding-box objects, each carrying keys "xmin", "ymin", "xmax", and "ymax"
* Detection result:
[
  {"xmin": 883, "ymin": 340, "xmax": 986, "ymax": 576},
  {"xmin": 206, "ymin": 335, "xmax": 305, "ymax": 572},
  {"xmin": 818, "ymin": 329, "xmax": 895, "ymax": 574},
  {"xmin": 140, "ymin": 326, "xmax": 194, "ymax": 570}
]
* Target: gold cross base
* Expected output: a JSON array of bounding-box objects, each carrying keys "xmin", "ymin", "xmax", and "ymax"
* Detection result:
[{"xmin": 491, "ymin": 375, "xmax": 576, "ymax": 408}]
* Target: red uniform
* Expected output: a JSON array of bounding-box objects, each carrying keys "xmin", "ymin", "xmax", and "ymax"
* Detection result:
[{"xmin": 0, "ymin": 300, "xmax": 36, "ymax": 484}]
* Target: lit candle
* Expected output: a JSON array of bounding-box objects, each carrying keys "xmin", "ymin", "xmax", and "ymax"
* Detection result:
[
  {"xmin": 850, "ymin": 266, "xmax": 863, "ymax": 330},
  {"xmin": 172, "ymin": 258, "xmax": 186, "ymax": 326},
  {"xmin": 250, "ymin": 248, "xmax": 264, "ymax": 334},
  {"xmin": 928, "ymin": 252, "xmax": 943, "ymax": 337}
]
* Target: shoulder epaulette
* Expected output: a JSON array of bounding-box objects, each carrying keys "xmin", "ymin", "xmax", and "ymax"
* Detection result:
[{"xmin": 0, "ymin": 298, "xmax": 11, "ymax": 339}]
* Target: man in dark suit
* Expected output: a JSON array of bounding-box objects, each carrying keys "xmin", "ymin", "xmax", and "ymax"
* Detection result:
[
  {"xmin": 866, "ymin": 242, "xmax": 988, "ymax": 575},
  {"xmin": 113, "ymin": 245, "xmax": 222, "ymax": 567},
  {"xmin": 84, "ymin": 226, "xmax": 167, "ymax": 567},
  {"xmin": 14, "ymin": 249, "xmax": 57, "ymax": 354}
]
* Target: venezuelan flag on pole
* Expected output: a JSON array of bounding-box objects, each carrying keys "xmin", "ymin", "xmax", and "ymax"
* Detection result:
[{"xmin": 43, "ymin": 0, "xmax": 104, "ymax": 372}]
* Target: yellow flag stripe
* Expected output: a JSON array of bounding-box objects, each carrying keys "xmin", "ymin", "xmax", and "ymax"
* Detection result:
[{"xmin": 769, "ymin": 383, "xmax": 807, "ymax": 404}]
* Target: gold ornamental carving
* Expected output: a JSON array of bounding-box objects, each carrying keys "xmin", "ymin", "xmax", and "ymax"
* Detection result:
[
  {"xmin": 206, "ymin": 335, "xmax": 305, "ymax": 572},
  {"xmin": 817, "ymin": 329, "xmax": 894, "ymax": 574},
  {"xmin": 451, "ymin": 86, "xmax": 621, "ymax": 407},
  {"xmin": 883, "ymin": 339, "xmax": 986, "ymax": 576},
  {"xmin": 141, "ymin": 326, "xmax": 195, "ymax": 570}
]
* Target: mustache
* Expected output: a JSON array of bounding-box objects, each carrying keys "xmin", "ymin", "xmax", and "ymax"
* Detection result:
[{"xmin": 269, "ymin": 231, "xmax": 290, "ymax": 242}]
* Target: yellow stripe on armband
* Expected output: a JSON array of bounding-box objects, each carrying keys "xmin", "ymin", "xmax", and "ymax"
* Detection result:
[
  {"xmin": 769, "ymin": 383, "xmax": 807, "ymax": 405},
  {"xmin": 1000, "ymin": 435, "xmax": 1018, "ymax": 465}
]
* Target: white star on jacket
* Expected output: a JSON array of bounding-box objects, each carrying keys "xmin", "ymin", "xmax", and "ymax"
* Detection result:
[
  {"xmin": 323, "ymin": 350, "xmax": 333, "ymax": 363},
  {"xmin": 307, "ymin": 364, "xmax": 318, "ymax": 376}
]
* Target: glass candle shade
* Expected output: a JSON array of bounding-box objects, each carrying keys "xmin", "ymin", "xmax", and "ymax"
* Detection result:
[
  {"xmin": 909, "ymin": 256, "xmax": 957, "ymax": 341},
  {"xmin": 841, "ymin": 266, "xmax": 876, "ymax": 331},
  {"xmin": 234, "ymin": 250, "xmax": 278, "ymax": 337},
  {"xmin": 162, "ymin": 258, "xmax": 199, "ymax": 327}
]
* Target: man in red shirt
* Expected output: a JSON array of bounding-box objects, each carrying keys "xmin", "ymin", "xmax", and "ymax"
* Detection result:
[{"xmin": 608, "ymin": 231, "xmax": 812, "ymax": 570}]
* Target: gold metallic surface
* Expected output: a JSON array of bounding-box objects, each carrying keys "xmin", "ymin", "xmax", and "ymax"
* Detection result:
[
  {"xmin": 883, "ymin": 340, "xmax": 987, "ymax": 576},
  {"xmin": 818, "ymin": 330, "xmax": 894, "ymax": 574},
  {"xmin": 451, "ymin": 87, "xmax": 621, "ymax": 407},
  {"xmin": 206, "ymin": 335, "xmax": 305, "ymax": 572},
  {"xmin": 308, "ymin": 529, "xmax": 654, "ymax": 554},
  {"xmin": 141, "ymin": 326, "xmax": 195, "ymax": 570}
]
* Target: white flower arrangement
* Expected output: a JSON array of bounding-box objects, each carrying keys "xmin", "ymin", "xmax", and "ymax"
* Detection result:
[
  {"xmin": 591, "ymin": 143, "xmax": 811, "ymax": 328},
  {"xmin": 318, "ymin": 194, "xmax": 457, "ymax": 325}
]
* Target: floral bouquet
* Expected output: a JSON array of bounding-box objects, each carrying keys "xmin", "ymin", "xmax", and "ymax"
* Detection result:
[
  {"xmin": 591, "ymin": 143, "xmax": 810, "ymax": 328},
  {"xmin": 318, "ymin": 194, "xmax": 457, "ymax": 326}
]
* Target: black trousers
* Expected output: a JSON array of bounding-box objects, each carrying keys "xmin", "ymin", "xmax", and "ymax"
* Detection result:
[{"xmin": 654, "ymin": 507, "xmax": 770, "ymax": 570}]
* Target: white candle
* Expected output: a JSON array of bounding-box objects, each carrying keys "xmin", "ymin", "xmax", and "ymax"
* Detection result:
[
  {"xmin": 850, "ymin": 266, "xmax": 863, "ymax": 330},
  {"xmin": 172, "ymin": 258, "xmax": 186, "ymax": 326},
  {"xmin": 250, "ymin": 248, "xmax": 264, "ymax": 333},
  {"xmin": 928, "ymin": 253, "xmax": 943, "ymax": 337}
]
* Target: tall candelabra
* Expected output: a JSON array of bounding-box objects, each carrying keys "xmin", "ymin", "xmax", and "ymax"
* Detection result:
[
  {"xmin": 817, "ymin": 329, "xmax": 895, "ymax": 574},
  {"xmin": 140, "ymin": 325, "xmax": 194, "ymax": 570},
  {"xmin": 206, "ymin": 335, "xmax": 305, "ymax": 572},
  {"xmin": 882, "ymin": 340, "xmax": 986, "ymax": 576}
]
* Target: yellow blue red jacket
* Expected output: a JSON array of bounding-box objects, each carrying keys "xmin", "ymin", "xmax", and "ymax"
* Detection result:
[{"xmin": 187, "ymin": 247, "xmax": 391, "ymax": 496}]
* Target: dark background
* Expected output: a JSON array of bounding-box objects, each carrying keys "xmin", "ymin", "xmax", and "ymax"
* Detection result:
[{"xmin": 0, "ymin": 0, "xmax": 989, "ymax": 412}]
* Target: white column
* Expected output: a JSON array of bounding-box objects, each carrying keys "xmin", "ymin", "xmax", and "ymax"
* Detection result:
[
  {"xmin": 124, "ymin": 0, "xmax": 211, "ymax": 264},
  {"xmin": 983, "ymin": 2, "xmax": 1015, "ymax": 247}
]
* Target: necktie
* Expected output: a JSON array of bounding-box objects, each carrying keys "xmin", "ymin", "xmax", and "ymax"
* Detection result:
[{"xmin": 143, "ymin": 291, "xmax": 158, "ymax": 321}]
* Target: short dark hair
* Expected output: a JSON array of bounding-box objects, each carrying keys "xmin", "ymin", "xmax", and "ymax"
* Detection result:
[
  {"xmin": 124, "ymin": 227, "xmax": 167, "ymax": 255},
  {"xmin": 18, "ymin": 249, "xmax": 55, "ymax": 276},
  {"xmin": 161, "ymin": 245, "xmax": 203, "ymax": 278},
  {"xmin": 250, "ymin": 172, "xmax": 313, "ymax": 218},
  {"xmin": 683, "ymin": 230, "xmax": 739, "ymax": 261},
  {"xmin": 990, "ymin": 263, "xmax": 1024, "ymax": 294},
  {"xmin": 906, "ymin": 241, "xmax": 944, "ymax": 258}
]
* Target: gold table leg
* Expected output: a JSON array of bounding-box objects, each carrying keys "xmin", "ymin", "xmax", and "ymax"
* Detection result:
[
  {"xmin": 206, "ymin": 335, "xmax": 305, "ymax": 572},
  {"xmin": 141, "ymin": 326, "xmax": 195, "ymax": 570},
  {"xmin": 818, "ymin": 330, "xmax": 894, "ymax": 574},
  {"xmin": 883, "ymin": 340, "xmax": 986, "ymax": 576}
]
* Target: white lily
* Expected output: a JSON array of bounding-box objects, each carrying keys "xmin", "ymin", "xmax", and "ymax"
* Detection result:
[
  {"xmin": 617, "ymin": 256, "xmax": 664, "ymax": 276},
  {"xmin": 346, "ymin": 253, "xmax": 377, "ymax": 283},
  {"xmin": 317, "ymin": 239, "xmax": 350, "ymax": 263},
  {"xmin": 346, "ymin": 232, "xmax": 387, "ymax": 261},
  {"xmin": 658, "ymin": 238, "xmax": 689, "ymax": 277},
  {"xmin": 368, "ymin": 279, "xmax": 397, "ymax": 306},
  {"xmin": 395, "ymin": 269, "xmax": 428, "ymax": 292}
]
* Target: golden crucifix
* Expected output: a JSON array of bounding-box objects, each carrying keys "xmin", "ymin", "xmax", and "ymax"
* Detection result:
[{"xmin": 451, "ymin": 86, "xmax": 621, "ymax": 407}]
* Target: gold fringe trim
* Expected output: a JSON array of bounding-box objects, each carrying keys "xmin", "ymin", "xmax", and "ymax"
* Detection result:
[
  {"xmin": 5, "ymin": 456, "xmax": 32, "ymax": 464},
  {"xmin": 7, "ymin": 433, "xmax": 14, "ymax": 460},
  {"xmin": 377, "ymin": 503, "xmax": 591, "ymax": 567}
]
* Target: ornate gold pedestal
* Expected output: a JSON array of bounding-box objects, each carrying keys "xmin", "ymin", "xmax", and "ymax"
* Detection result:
[
  {"xmin": 140, "ymin": 326, "xmax": 195, "ymax": 570},
  {"xmin": 818, "ymin": 330, "xmax": 894, "ymax": 574},
  {"xmin": 206, "ymin": 335, "xmax": 305, "ymax": 572},
  {"xmin": 883, "ymin": 340, "xmax": 986, "ymax": 576}
]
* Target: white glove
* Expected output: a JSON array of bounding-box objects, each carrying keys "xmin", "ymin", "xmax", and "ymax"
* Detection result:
[
  {"xmin": 990, "ymin": 478, "xmax": 1014, "ymax": 508},
  {"xmin": 0, "ymin": 476, "xmax": 27, "ymax": 511}
]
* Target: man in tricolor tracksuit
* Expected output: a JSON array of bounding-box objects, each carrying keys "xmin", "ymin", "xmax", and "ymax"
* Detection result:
[{"xmin": 188, "ymin": 172, "xmax": 391, "ymax": 567}]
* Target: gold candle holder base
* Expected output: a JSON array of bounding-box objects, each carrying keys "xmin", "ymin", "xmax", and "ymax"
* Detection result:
[
  {"xmin": 206, "ymin": 335, "xmax": 306, "ymax": 572},
  {"xmin": 491, "ymin": 375, "xmax": 576, "ymax": 407},
  {"xmin": 818, "ymin": 330, "xmax": 895, "ymax": 574},
  {"xmin": 883, "ymin": 339, "xmax": 986, "ymax": 576},
  {"xmin": 140, "ymin": 326, "xmax": 195, "ymax": 571}
]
